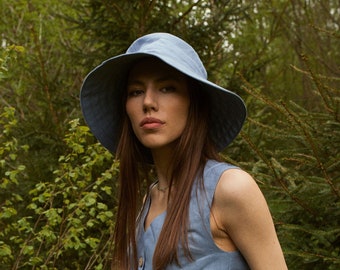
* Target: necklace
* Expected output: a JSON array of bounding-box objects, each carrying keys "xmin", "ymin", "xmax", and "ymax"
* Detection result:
[{"xmin": 156, "ymin": 183, "xmax": 169, "ymax": 192}]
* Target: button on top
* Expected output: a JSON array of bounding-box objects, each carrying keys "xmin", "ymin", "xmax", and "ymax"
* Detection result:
[{"xmin": 138, "ymin": 257, "xmax": 144, "ymax": 267}]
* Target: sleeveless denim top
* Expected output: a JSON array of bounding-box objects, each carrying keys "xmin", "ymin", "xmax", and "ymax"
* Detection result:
[{"xmin": 136, "ymin": 160, "xmax": 250, "ymax": 269}]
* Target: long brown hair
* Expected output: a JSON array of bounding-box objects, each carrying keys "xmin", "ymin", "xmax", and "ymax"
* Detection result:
[{"xmin": 112, "ymin": 78, "xmax": 220, "ymax": 269}]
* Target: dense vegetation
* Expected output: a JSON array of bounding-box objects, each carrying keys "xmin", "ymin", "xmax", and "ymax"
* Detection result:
[{"xmin": 0, "ymin": 0, "xmax": 339, "ymax": 269}]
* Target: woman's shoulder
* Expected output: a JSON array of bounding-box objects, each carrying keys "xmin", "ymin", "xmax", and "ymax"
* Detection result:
[
  {"xmin": 204, "ymin": 159, "xmax": 239, "ymax": 172},
  {"xmin": 202, "ymin": 159, "xmax": 249, "ymax": 193},
  {"xmin": 213, "ymin": 167, "xmax": 266, "ymax": 221},
  {"xmin": 217, "ymin": 168, "xmax": 258, "ymax": 203}
]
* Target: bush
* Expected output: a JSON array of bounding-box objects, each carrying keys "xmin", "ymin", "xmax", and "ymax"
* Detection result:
[
  {"xmin": 237, "ymin": 56, "xmax": 340, "ymax": 269},
  {"xmin": 1, "ymin": 117, "xmax": 118, "ymax": 269}
]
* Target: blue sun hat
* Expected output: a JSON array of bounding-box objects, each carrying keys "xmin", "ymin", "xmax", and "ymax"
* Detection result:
[{"xmin": 80, "ymin": 32, "xmax": 246, "ymax": 153}]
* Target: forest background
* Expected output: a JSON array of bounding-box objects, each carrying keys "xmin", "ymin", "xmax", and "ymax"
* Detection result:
[{"xmin": 0, "ymin": 0, "xmax": 339, "ymax": 269}]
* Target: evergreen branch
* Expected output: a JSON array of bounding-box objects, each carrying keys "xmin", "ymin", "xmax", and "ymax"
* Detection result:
[
  {"xmin": 285, "ymin": 250, "xmax": 340, "ymax": 263},
  {"xmin": 300, "ymin": 54, "xmax": 336, "ymax": 115},
  {"xmin": 240, "ymin": 131, "xmax": 317, "ymax": 216},
  {"xmin": 290, "ymin": 64, "xmax": 340, "ymax": 82},
  {"xmin": 280, "ymin": 101, "xmax": 339, "ymax": 198},
  {"xmin": 239, "ymin": 72, "xmax": 339, "ymax": 198},
  {"xmin": 237, "ymin": 72, "xmax": 288, "ymax": 116},
  {"xmin": 27, "ymin": 2, "xmax": 60, "ymax": 132}
]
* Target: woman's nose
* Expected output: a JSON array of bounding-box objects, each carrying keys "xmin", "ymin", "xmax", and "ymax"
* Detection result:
[{"xmin": 143, "ymin": 89, "xmax": 158, "ymax": 113}]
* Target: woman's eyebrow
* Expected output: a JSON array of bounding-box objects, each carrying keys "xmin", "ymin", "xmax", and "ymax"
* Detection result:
[
  {"xmin": 127, "ymin": 79, "xmax": 143, "ymax": 85},
  {"xmin": 127, "ymin": 76, "xmax": 182, "ymax": 85},
  {"xmin": 156, "ymin": 77, "xmax": 176, "ymax": 82}
]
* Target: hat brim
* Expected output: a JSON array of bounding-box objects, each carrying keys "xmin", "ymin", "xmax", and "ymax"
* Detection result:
[{"xmin": 80, "ymin": 52, "xmax": 246, "ymax": 153}]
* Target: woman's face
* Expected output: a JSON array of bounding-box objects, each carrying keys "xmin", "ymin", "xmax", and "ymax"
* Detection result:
[{"xmin": 126, "ymin": 58, "xmax": 190, "ymax": 151}]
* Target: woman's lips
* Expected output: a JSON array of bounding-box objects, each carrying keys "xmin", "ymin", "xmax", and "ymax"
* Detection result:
[{"xmin": 140, "ymin": 117, "xmax": 165, "ymax": 129}]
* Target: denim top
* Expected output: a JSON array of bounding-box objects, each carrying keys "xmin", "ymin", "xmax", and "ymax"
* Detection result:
[{"xmin": 136, "ymin": 160, "xmax": 250, "ymax": 269}]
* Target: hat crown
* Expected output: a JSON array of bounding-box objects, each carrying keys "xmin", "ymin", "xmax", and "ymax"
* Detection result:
[{"xmin": 126, "ymin": 33, "xmax": 207, "ymax": 80}]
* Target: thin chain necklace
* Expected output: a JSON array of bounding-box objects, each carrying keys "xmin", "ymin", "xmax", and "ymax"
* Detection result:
[{"xmin": 156, "ymin": 182, "xmax": 169, "ymax": 192}]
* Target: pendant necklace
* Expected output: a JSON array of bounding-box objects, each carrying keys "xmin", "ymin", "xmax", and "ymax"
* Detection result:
[{"xmin": 156, "ymin": 183, "xmax": 169, "ymax": 192}]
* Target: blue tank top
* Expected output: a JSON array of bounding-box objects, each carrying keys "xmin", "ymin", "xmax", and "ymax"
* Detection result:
[{"xmin": 136, "ymin": 160, "xmax": 250, "ymax": 269}]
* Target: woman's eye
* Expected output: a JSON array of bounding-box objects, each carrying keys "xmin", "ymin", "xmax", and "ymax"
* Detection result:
[
  {"xmin": 128, "ymin": 90, "xmax": 143, "ymax": 97},
  {"xmin": 160, "ymin": 86, "xmax": 175, "ymax": 93}
]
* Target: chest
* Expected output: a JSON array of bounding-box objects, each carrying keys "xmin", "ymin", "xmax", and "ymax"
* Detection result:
[
  {"xmin": 144, "ymin": 192, "xmax": 167, "ymax": 231},
  {"xmin": 143, "ymin": 189, "xmax": 237, "ymax": 252},
  {"xmin": 136, "ymin": 194, "xmax": 248, "ymax": 270}
]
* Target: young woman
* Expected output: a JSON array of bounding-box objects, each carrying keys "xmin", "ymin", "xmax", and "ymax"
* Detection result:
[{"xmin": 80, "ymin": 33, "xmax": 287, "ymax": 270}]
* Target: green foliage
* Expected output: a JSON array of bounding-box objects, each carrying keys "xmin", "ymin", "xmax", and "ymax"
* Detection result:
[
  {"xmin": 68, "ymin": 0, "xmax": 250, "ymax": 80},
  {"xmin": 0, "ymin": 106, "xmax": 28, "ymax": 265},
  {"xmin": 238, "ymin": 54, "xmax": 339, "ymax": 269},
  {"xmin": 0, "ymin": 45, "xmax": 25, "ymax": 81},
  {"xmin": 1, "ymin": 117, "xmax": 118, "ymax": 269},
  {"xmin": 0, "ymin": 0, "xmax": 85, "ymax": 188}
]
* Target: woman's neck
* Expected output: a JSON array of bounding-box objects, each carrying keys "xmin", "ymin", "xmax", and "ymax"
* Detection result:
[{"xmin": 151, "ymin": 145, "xmax": 175, "ymax": 187}]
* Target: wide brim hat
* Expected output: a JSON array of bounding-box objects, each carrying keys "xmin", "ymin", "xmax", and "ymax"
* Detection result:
[{"xmin": 80, "ymin": 32, "xmax": 246, "ymax": 153}]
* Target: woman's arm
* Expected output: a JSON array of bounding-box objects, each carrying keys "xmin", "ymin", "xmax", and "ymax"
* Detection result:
[{"xmin": 214, "ymin": 169, "xmax": 288, "ymax": 270}]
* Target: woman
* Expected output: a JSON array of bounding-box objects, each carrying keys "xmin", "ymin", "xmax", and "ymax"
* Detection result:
[{"xmin": 80, "ymin": 33, "xmax": 287, "ymax": 270}]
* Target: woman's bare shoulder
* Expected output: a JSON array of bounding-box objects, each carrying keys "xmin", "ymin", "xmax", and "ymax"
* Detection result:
[{"xmin": 215, "ymin": 168, "xmax": 262, "ymax": 206}]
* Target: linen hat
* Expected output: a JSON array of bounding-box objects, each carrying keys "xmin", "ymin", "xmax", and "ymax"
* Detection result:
[{"xmin": 80, "ymin": 32, "xmax": 246, "ymax": 153}]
